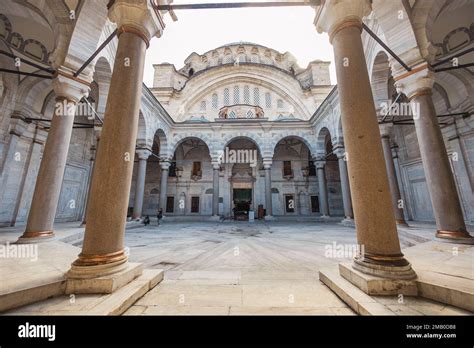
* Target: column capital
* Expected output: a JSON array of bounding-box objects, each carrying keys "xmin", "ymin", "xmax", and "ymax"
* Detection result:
[
  {"xmin": 159, "ymin": 160, "xmax": 171, "ymax": 170},
  {"xmin": 391, "ymin": 144, "xmax": 399, "ymax": 159},
  {"xmin": 212, "ymin": 163, "xmax": 221, "ymax": 170},
  {"xmin": 135, "ymin": 149, "xmax": 150, "ymax": 160},
  {"xmin": 379, "ymin": 123, "xmax": 393, "ymax": 138},
  {"xmin": 394, "ymin": 64, "xmax": 435, "ymax": 100},
  {"xmin": 263, "ymin": 158, "xmax": 272, "ymax": 169},
  {"xmin": 108, "ymin": 0, "xmax": 169, "ymax": 47},
  {"xmin": 313, "ymin": 0, "xmax": 371, "ymax": 39},
  {"xmin": 52, "ymin": 69, "xmax": 90, "ymax": 104},
  {"xmin": 333, "ymin": 147, "xmax": 346, "ymax": 160},
  {"xmin": 315, "ymin": 160, "xmax": 326, "ymax": 169}
]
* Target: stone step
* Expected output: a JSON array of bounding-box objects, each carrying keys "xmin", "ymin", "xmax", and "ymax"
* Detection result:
[
  {"xmin": 320, "ymin": 267, "xmax": 472, "ymax": 315},
  {"xmin": 0, "ymin": 279, "xmax": 66, "ymax": 313},
  {"xmin": 319, "ymin": 267, "xmax": 395, "ymax": 315},
  {"xmin": 88, "ymin": 269, "xmax": 164, "ymax": 315},
  {"xmin": 0, "ymin": 241, "xmax": 80, "ymax": 313},
  {"xmin": 3, "ymin": 269, "xmax": 164, "ymax": 316},
  {"xmin": 416, "ymin": 270, "xmax": 474, "ymax": 312}
]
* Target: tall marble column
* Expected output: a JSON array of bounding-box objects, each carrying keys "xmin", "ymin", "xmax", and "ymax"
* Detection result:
[
  {"xmin": 132, "ymin": 149, "xmax": 150, "ymax": 219},
  {"xmin": 159, "ymin": 161, "xmax": 170, "ymax": 213},
  {"xmin": 380, "ymin": 125, "xmax": 408, "ymax": 226},
  {"xmin": 314, "ymin": 0, "xmax": 415, "ymax": 278},
  {"xmin": 448, "ymin": 133, "xmax": 474, "ymax": 223},
  {"xmin": 316, "ymin": 160, "xmax": 329, "ymax": 217},
  {"xmin": 395, "ymin": 66, "xmax": 472, "ymax": 243},
  {"xmin": 68, "ymin": 0, "xmax": 165, "ymax": 280},
  {"xmin": 334, "ymin": 147, "xmax": 353, "ymax": 221},
  {"xmin": 212, "ymin": 163, "xmax": 220, "ymax": 217},
  {"xmin": 18, "ymin": 72, "xmax": 89, "ymax": 243},
  {"xmin": 81, "ymin": 131, "xmax": 101, "ymax": 226},
  {"xmin": 263, "ymin": 160, "xmax": 273, "ymax": 219}
]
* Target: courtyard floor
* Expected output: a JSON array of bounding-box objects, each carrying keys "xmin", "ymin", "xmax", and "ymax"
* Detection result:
[{"xmin": 2, "ymin": 220, "xmax": 471, "ymax": 315}]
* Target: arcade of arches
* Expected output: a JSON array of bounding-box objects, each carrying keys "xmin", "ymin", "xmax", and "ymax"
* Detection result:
[{"xmin": 0, "ymin": 0, "xmax": 473, "ymax": 315}]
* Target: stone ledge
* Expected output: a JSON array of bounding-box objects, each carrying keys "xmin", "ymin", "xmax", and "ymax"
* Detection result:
[
  {"xmin": 416, "ymin": 271, "xmax": 474, "ymax": 312},
  {"xmin": 3, "ymin": 269, "xmax": 164, "ymax": 316},
  {"xmin": 339, "ymin": 263, "xmax": 418, "ymax": 296},
  {"xmin": 66, "ymin": 262, "xmax": 143, "ymax": 294},
  {"xmin": 0, "ymin": 280, "xmax": 66, "ymax": 313}
]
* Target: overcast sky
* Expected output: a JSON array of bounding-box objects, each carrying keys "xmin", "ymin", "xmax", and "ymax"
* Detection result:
[{"xmin": 143, "ymin": 0, "xmax": 336, "ymax": 86}]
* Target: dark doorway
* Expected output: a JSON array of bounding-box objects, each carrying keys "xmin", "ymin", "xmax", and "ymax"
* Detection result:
[
  {"xmin": 191, "ymin": 196, "xmax": 200, "ymax": 213},
  {"xmin": 233, "ymin": 188, "xmax": 252, "ymax": 220},
  {"xmin": 311, "ymin": 195, "xmax": 320, "ymax": 213}
]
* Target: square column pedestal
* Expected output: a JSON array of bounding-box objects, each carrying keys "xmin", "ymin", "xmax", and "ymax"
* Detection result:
[{"xmin": 337, "ymin": 263, "xmax": 418, "ymax": 296}]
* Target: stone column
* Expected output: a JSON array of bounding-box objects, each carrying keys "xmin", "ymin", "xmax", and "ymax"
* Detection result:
[
  {"xmin": 81, "ymin": 131, "xmax": 100, "ymax": 226},
  {"xmin": 448, "ymin": 133, "xmax": 474, "ymax": 223},
  {"xmin": 380, "ymin": 125, "xmax": 408, "ymax": 226},
  {"xmin": 334, "ymin": 147, "xmax": 353, "ymax": 221},
  {"xmin": 391, "ymin": 144, "xmax": 411, "ymax": 221},
  {"xmin": 316, "ymin": 160, "xmax": 329, "ymax": 217},
  {"xmin": 314, "ymin": 0, "xmax": 415, "ymax": 278},
  {"xmin": 18, "ymin": 72, "xmax": 89, "ymax": 243},
  {"xmin": 212, "ymin": 163, "xmax": 220, "ymax": 217},
  {"xmin": 68, "ymin": 0, "xmax": 165, "ymax": 280},
  {"xmin": 159, "ymin": 161, "xmax": 170, "ymax": 213},
  {"xmin": 395, "ymin": 66, "xmax": 472, "ymax": 243},
  {"xmin": 132, "ymin": 149, "xmax": 150, "ymax": 220},
  {"xmin": 263, "ymin": 159, "xmax": 273, "ymax": 219}
]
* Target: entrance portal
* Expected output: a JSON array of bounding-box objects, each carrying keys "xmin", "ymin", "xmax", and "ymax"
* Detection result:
[{"xmin": 233, "ymin": 188, "xmax": 252, "ymax": 220}]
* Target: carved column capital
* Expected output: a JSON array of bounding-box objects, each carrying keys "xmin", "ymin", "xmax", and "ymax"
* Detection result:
[
  {"xmin": 136, "ymin": 149, "xmax": 150, "ymax": 160},
  {"xmin": 394, "ymin": 64, "xmax": 435, "ymax": 100},
  {"xmin": 313, "ymin": 0, "xmax": 371, "ymax": 39},
  {"xmin": 108, "ymin": 0, "xmax": 169, "ymax": 47},
  {"xmin": 379, "ymin": 123, "xmax": 393, "ymax": 138},
  {"xmin": 52, "ymin": 68, "xmax": 90, "ymax": 104}
]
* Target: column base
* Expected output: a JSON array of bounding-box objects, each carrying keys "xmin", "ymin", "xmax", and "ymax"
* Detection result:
[
  {"xmin": 66, "ymin": 261, "xmax": 143, "ymax": 294},
  {"xmin": 396, "ymin": 219, "xmax": 409, "ymax": 227},
  {"xmin": 340, "ymin": 217, "xmax": 355, "ymax": 227},
  {"xmin": 352, "ymin": 254, "xmax": 417, "ymax": 280},
  {"xmin": 264, "ymin": 215, "xmax": 275, "ymax": 221},
  {"xmin": 16, "ymin": 230, "xmax": 55, "ymax": 244},
  {"xmin": 436, "ymin": 230, "xmax": 474, "ymax": 245},
  {"xmin": 340, "ymin": 263, "xmax": 418, "ymax": 296}
]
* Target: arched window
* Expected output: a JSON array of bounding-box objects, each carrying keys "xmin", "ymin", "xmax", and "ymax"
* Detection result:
[
  {"xmin": 200, "ymin": 100, "xmax": 206, "ymax": 111},
  {"xmin": 277, "ymin": 99, "xmax": 284, "ymax": 109},
  {"xmin": 224, "ymin": 88, "xmax": 230, "ymax": 106},
  {"xmin": 233, "ymin": 86, "xmax": 240, "ymax": 104},
  {"xmin": 246, "ymin": 110, "xmax": 255, "ymax": 118},
  {"xmin": 243, "ymin": 86, "xmax": 250, "ymax": 104},
  {"xmin": 253, "ymin": 87, "xmax": 260, "ymax": 106},
  {"xmin": 212, "ymin": 93, "xmax": 218, "ymax": 109},
  {"xmin": 265, "ymin": 92, "xmax": 272, "ymax": 108},
  {"xmin": 229, "ymin": 111, "xmax": 237, "ymax": 118}
]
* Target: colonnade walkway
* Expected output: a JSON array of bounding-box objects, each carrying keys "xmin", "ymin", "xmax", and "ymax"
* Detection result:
[{"xmin": 0, "ymin": 221, "xmax": 472, "ymax": 315}]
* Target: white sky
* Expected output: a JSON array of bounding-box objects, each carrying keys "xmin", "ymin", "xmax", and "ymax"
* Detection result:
[{"xmin": 143, "ymin": 0, "xmax": 336, "ymax": 86}]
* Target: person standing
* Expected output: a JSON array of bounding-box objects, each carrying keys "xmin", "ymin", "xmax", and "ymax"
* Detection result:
[{"xmin": 157, "ymin": 208, "xmax": 163, "ymax": 226}]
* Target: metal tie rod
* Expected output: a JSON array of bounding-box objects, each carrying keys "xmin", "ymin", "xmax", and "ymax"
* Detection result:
[{"xmin": 154, "ymin": 1, "xmax": 321, "ymax": 10}]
